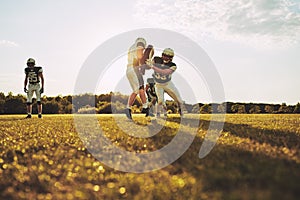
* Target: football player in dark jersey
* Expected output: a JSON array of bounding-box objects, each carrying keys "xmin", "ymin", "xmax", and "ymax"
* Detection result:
[
  {"xmin": 145, "ymin": 78, "xmax": 158, "ymax": 117},
  {"xmin": 150, "ymin": 48, "xmax": 185, "ymax": 116},
  {"xmin": 24, "ymin": 58, "xmax": 44, "ymax": 118}
]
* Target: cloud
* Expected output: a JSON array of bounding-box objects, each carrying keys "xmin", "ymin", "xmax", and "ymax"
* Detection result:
[
  {"xmin": 134, "ymin": 0, "xmax": 300, "ymax": 48},
  {"xmin": 0, "ymin": 40, "xmax": 19, "ymax": 47}
]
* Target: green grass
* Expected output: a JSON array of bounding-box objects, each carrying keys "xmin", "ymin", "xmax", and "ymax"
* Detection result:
[{"xmin": 0, "ymin": 114, "xmax": 299, "ymax": 200}]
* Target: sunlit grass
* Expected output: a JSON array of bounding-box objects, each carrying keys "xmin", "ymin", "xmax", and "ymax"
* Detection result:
[{"xmin": 0, "ymin": 114, "xmax": 299, "ymax": 199}]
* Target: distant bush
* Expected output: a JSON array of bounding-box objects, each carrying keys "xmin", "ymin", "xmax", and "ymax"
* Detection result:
[
  {"xmin": 0, "ymin": 91, "xmax": 299, "ymax": 114},
  {"xmin": 77, "ymin": 105, "xmax": 96, "ymax": 114}
]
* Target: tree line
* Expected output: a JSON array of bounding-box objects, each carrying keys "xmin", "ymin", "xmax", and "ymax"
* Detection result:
[{"xmin": 0, "ymin": 92, "xmax": 299, "ymax": 114}]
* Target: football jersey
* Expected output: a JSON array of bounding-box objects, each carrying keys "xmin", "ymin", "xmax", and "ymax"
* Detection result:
[
  {"xmin": 24, "ymin": 66, "xmax": 43, "ymax": 84},
  {"xmin": 152, "ymin": 62, "xmax": 177, "ymax": 83}
]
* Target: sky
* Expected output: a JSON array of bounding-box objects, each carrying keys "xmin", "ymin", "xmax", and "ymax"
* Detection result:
[{"xmin": 0, "ymin": 0, "xmax": 300, "ymax": 105}]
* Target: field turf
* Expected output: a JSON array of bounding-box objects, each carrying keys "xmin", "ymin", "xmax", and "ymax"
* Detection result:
[{"xmin": 0, "ymin": 114, "xmax": 299, "ymax": 200}]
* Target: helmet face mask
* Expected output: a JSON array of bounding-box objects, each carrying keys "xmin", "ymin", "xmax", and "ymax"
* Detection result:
[
  {"xmin": 162, "ymin": 54, "xmax": 172, "ymax": 63},
  {"xmin": 162, "ymin": 48, "xmax": 174, "ymax": 63}
]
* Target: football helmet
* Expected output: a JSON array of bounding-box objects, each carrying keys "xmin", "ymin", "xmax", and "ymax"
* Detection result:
[
  {"xmin": 27, "ymin": 58, "xmax": 35, "ymax": 65},
  {"xmin": 162, "ymin": 48, "xmax": 174, "ymax": 57},
  {"xmin": 135, "ymin": 37, "xmax": 146, "ymax": 48}
]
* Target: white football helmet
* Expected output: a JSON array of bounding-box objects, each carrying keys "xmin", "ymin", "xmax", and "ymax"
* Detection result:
[{"xmin": 135, "ymin": 37, "xmax": 146, "ymax": 48}]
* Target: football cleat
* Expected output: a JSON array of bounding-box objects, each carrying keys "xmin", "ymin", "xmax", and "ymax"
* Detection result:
[
  {"xmin": 125, "ymin": 108, "xmax": 132, "ymax": 120},
  {"xmin": 25, "ymin": 114, "xmax": 32, "ymax": 119},
  {"xmin": 38, "ymin": 114, "xmax": 42, "ymax": 118},
  {"xmin": 142, "ymin": 107, "xmax": 150, "ymax": 117}
]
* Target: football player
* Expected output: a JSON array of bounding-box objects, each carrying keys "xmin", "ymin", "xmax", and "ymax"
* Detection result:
[
  {"xmin": 145, "ymin": 78, "xmax": 158, "ymax": 117},
  {"xmin": 150, "ymin": 48, "xmax": 185, "ymax": 116},
  {"xmin": 125, "ymin": 37, "xmax": 150, "ymax": 119},
  {"xmin": 24, "ymin": 58, "xmax": 44, "ymax": 118}
]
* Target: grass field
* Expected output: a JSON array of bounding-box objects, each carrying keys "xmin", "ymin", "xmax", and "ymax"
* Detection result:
[{"xmin": 0, "ymin": 114, "xmax": 299, "ymax": 200}]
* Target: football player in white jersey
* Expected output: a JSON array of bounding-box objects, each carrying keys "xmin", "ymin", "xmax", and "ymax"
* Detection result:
[
  {"xmin": 150, "ymin": 48, "xmax": 184, "ymax": 116},
  {"xmin": 24, "ymin": 58, "xmax": 44, "ymax": 118},
  {"xmin": 125, "ymin": 37, "xmax": 149, "ymax": 119}
]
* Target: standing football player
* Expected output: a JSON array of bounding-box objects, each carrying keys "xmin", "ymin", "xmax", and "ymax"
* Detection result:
[
  {"xmin": 24, "ymin": 58, "xmax": 44, "ymax": 118},
  {"xmin": 125, "ymin": 37, "xmax": 149, "ymax": 119},
  {"xmin": 150, "ymin": 48, "xmax": 184, "ymax": 116}
]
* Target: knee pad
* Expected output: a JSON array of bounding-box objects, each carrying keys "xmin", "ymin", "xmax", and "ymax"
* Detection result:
[
  {"xmin": 37, "ymin": 101, "xmax": 42, "ymax": 105},
  {"xmin": 26, "ymin": 102, "xmax": 32, "ymax": 106}
]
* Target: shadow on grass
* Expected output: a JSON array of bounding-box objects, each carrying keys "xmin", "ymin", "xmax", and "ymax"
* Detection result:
[
  {"xmin": 149, "ymin": 117, "xmax": 300, "ymax": 199},
  {"xmin": 200, "ymin": 118, "xmax": 300, "ymax": 149},
  {"xmin": 76, "ymin": 115, "xmax": 300, "ymax": 199},
  {"xmin": 0, "ymin": 117, "xmax": 27, "ymax": 121},
  {"xmin": 174, "ymin": 133, "xmax": 300, "ymax": 199}
]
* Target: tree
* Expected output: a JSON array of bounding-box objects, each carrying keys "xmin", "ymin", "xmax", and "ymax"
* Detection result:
[
  {"xmin": 200, "ymin": 104, "xmax": 211, "ymax": 114},
  {"xmin": 293, "ymin": 102, "xmax": 300, "ymax": 113},
  {"xmin": 265, "ymin": 105, "xmax": 274, "ymax": 113},
  {"xmin": 0, "ymin": 93, "xmax": 9, "ymax": 113},
  {"xmin": 43, "ymin": 100, "xmax": 60, "ymax": 114},
  {"xmin": 4, "ymin": 94, "xmax": 26, "ymax": 114},
  {"xmin": 249, "ymin": 105, "xmax": 261, "ymax": 114},
  {"xmin": 72, "ymin": 93, "xmax": 95, "ymax": 112},
  {"xmin": 278, "ymin": 103, "xmax": 293, "ymax": 113},
  {"xmin": 0, "ymin": 92, "xmax": 5, "ymax": 100},
  {"xmin": 97, "ymin": 101, "xmax": 112, "ymax": 114},
  {"xmin": 211, "ymin": 103, "xmax": 220, "ymax": 113},
  {"xmin": 191, "ymin": 104, "xmax": 201, "ymax": 114},
  {"xmin": 0, "ymin": 99, "xmax": 5, "ymax": 114},
  {"xmin": 217, "ymin": 103, "xmax": 226, "ymax": 113},
  {"xmin": 59, "ymin": 96, "xmax": 73, "ymax": 114},
  {"xmin": 225, "ymin": 102, "xmax": 234, "ymax": 113},
  {"xmin": 231, "ymin": 104, "xmax": 246, "ymax": 114}
]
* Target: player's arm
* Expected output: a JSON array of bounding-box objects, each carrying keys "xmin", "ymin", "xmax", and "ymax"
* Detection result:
[
  {"xmin": 24, "ymin": 74, "xmax": 28, "ymax": 89},
  {"xmin": 39, "ymin": 72, "xmax": 44, "ymax": 89},
  {"xmin": 23, "ymin": 72, "xmax": 29, "ymax": 93},
  {"xmin": 151, "ymin": 65, "xmax": 174, "ymax": 75},
  {"xmin": 136, "ymin": 46, "xmax": 144, "ymax": 61}
]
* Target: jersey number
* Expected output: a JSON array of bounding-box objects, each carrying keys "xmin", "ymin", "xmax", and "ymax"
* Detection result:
[
  {"xmin": 28, "ymin": 72, "xmax": 38, "ymax": 82},
  {"xmin": 154, "ymin": 73, "xmax": 168, "ymax": 81}
]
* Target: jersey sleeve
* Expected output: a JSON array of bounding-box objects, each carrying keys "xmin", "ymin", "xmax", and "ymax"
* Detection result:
[
  {"xmin": 37, "ymin": 67, "xmax": 43, "ymax": 73},
  {"xmin": 170, "ymin": 64, "xmax": 177, "ymax": 71}
]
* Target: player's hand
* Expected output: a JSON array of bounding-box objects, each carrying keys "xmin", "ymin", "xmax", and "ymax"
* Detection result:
[
  {"xmin": 24, "ymin": 87, "xmax": 28, "ymax": 93},
  {"xmin": 40, "ymin": 87, "xmax": 44, "ymax": 94},
  {"xmin": 145, "ymin": 59, "xmax": 154, "ymax": 66}
]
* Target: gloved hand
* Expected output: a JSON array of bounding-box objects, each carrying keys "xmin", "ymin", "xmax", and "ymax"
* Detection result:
[
  {"xmin": 24, "ymin": 87, "xmax": 28, "ymax": 93},
  {"xmin": 145, "ymin": 59, "xmax": 154, "ymax": 66},
  {"xmin": 40, "ymin": 87, "xmax": 44, "ymax": 94}
]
